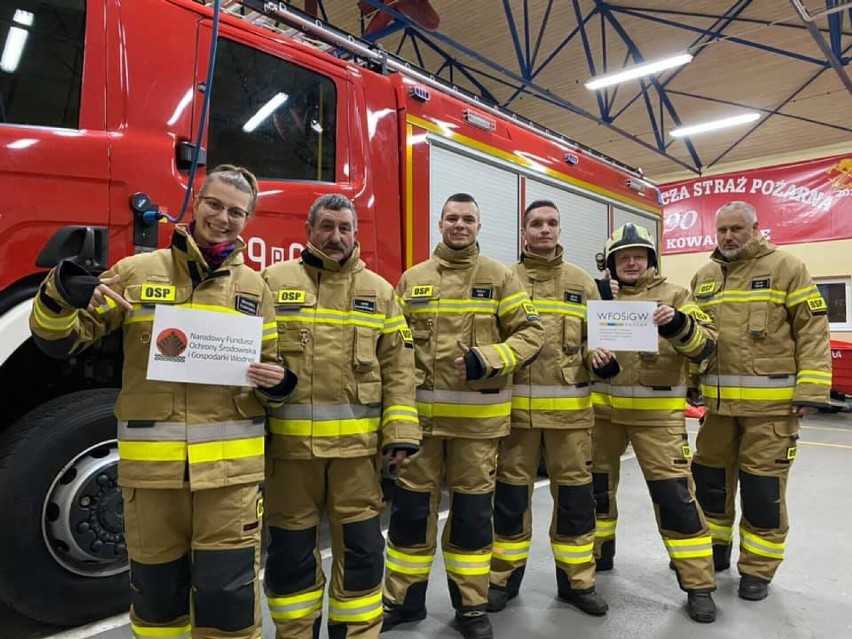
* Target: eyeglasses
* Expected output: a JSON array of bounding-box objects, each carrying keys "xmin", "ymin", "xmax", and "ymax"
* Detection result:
[{"xmin": 199, "ymin": 196, "xmax": 249, "ymax": 221}]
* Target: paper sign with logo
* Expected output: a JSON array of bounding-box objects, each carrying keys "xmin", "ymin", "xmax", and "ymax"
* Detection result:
[
  {"xmin": 587, "ymin": 300, "xmax": 658, "ymax": 352},
  {"xmin": 147, "ymin": 305, "xmax": 263, "ymax": 386}
]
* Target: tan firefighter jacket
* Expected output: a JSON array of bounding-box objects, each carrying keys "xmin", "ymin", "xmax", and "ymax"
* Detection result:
[
  {"xmin": 690, "ymin": 236, "xmax": 831, "ymax": 416},
  {"xmin": 398, "ymin": 242, "xmax": 544, "ymax": 439},
  {"xmin": 262, "ymin": 243, "xmax": 420, "ymax": 460},
  {"xmin": 510, "ymin": 246, "xmax": 600, "ymax": 430},
  {"xmin": 592, "ymin": 268, "xmax": 717, "ymax": 428},
  {"xmin": 29, "ymin": 225, "xmax": 283, "ymax": 490}
]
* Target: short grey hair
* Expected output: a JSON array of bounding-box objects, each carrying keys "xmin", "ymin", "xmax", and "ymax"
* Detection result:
[
  {"xmin": 716, "ymin": 201, "xmax": 757, "ymax": 226},
  {"xmin": 308, "ymin": 193, "xmax": 357, "ymax": 228}
]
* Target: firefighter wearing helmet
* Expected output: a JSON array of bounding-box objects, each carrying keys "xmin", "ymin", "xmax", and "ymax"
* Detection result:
[{"xmin": 591, "ymin": 223, "xmax": 719, "ymax": 623}]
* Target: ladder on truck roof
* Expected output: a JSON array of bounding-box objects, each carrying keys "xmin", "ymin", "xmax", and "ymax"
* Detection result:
[{"xmin": 195, "ymin": 0, "xmax": 657, "ymax": 189}]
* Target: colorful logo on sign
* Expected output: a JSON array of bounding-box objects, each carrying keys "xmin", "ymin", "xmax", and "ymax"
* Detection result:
[{"xmin": 155, "ymin": 328, "xmax": 188, "ymax": 360}]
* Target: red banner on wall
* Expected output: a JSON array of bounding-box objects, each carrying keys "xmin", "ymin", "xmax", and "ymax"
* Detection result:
[{"xmin": 660, "ymin": 154, "xmax": 852, "ymax": 255}]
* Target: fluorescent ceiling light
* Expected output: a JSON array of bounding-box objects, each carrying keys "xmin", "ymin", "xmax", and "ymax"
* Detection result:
[
  {"xmin": 670, "ymin": 112, "xmax": 761, "ymax": 138},
  {"xmin": 1, "ymin": 9, "xmax": 35, "ymax": 74},
  {"xmin": 242, "ymin": 93, "xmax": 289, "ymax": 133},
  {"xmin": 585, "ymin": 53, "xmax": 693, "ymax": 90}
]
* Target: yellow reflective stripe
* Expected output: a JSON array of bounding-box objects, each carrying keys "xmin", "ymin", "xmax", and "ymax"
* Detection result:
[
  {"xmin": 268, "ymin": 417, "xmax": 380, "ymax": 437},
  {"xmin": 416, "ymin": 401, "xmax": 511, "ymax": 419},
  {"xmin": 797, "ymin": 370, "xmax": 832, "ymax": 386},
  {"xmin": 32, "ymin": 298, "xmax": 78, "ymax": 331},
  {"xmin": 95, "ymin": 296, "xmax": 118, "ymax": 315},
  {"xmin": 328, "ymin": 592, "xmax": 383, "ymax": 623},
  {"xmin": 551, "ymin": 542, "xmax": 594, "ymax": 564},
  {"xmin": 664, "ymin": 536, "xmax": 713, "ymax": 559},
  {"xmin": 740, "ymin": 529, "xmax": 785, "ymax": 559},
  {"xmin": 187, "ymin": 437, "xmax": 263, "ymax": 464},
  {"xmin": 382, "ymin": 405, "xmax": 419, "ymax": 424},
  {"xmin": 493, "ymin": 540, "xmax": 531, "ymax": 560},
  {"xmin": 131, "ymin": 623, "xmax": 192, "ymax": 639},
  {"xmin": 701, "ymin": 385, "xmax": 795, "ymax": 401},
  {"xmin": 591, "ymin": 394, "xmax": 686, "ymax": 410},
  {"xmin": 698, "ymin": 289, "xmax": 787, "ymax": 307},
  {"xmin": 443, "ymin": 551, "xmax": 492, "ymax": 575},
  {"xmin": 276, "ymin": 313, "xmax": 385, "ymax": 330},
  {"xmin": 118, "ymin": 441, "xmax": 186, "ymax": 462},
  {"xmin": 262, "ymin": 322, "xmax": 277, "ymax": 341},
  {"xmin": 786, "ymin": 285, "xmax": 819, "ymax": 306},
  {"xmin": 494, "ymin": 343, "xmax": 517, "ymax": 373},
  {"xmin": 383, "ymin": 314, "xmax": 408, "ymax": 333},
  {"xmin": 387, "ymin": 548, "xmax": 434, "ymax": 575},
  {"xmin": 595, "ymin": 519, "xmax": 616, "ymax": 538},
  {"xmin": 709, "ymin": 522, "xmax": 733, "ymax": 542},
  {"xmin": 498, "ymin": 291, "xmax": 529, "ymax": 316},
  {"xmin": 512, "ymin": 396, "xmax": 592, "ymax": 411},
  {"xmin": 268, "ymin": 588, "xmax": 324, "ymax": 620},
  {"xmin": 534, "ymin": 299, "xmax": 586, "ymax": 319}
]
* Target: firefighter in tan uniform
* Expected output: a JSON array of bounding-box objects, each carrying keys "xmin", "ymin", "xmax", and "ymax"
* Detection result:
[
  {"xmin": 382, "ymin": 193, "xmax": 543, "ymax": 639},
  {"xmin": 262, "ymin": 194, "xmax": 421, "ymax": 639},
  {"xmin": 29, "ymin": 166, "xmax": 293, "ymax": 639},
  {"xmin": 590, "ymin": 223, "xmax": 719, "ymax": 623},
  {"xmin": 689, "ymin": 201, "xmax": 831, "ymax": 602},
  {"xmin": 486, "ymin": 200, "xmax": 615, "ymax": 617}
]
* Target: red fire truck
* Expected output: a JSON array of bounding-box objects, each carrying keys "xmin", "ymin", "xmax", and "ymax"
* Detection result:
[{"xmin": 0, "ymin": 0, "xmax": 661, "ymax": 625}]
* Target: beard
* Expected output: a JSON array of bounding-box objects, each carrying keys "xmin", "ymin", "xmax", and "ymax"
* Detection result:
[{"xmin": 718, "ymin": 245, "xmax": 742, "ymax": 260}]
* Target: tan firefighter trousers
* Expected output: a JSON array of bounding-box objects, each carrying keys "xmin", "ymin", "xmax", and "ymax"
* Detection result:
[
  {"xmin": 384, "ymin": 436, "xmax": 499, "ymax": 613},
  {"xmin": 691, "ymin": 414, "xmax": 799, "ymax": 583},
  {"xmin": 490, "ymin": 427, "xmax": 597, "ymax": 596},
  {"xmin": 592, "ymin": 417, "xmax": 715, "ymax": 591},
  {"xmin": 264, "ymin": 456, "xmax": 385, "ymax": 639},
  {"xmin": 122, "ymin": 483, "xmax": 263, "ymax": 639}
]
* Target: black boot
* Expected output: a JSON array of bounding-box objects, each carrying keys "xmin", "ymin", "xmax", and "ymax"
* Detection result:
[
  {"xmin": 595, "ymin": 556, "xmax": 614, "ymax": 572},
  {"xmin": 485, "ymin": 587, "xmax": 516, "ymax": 612},
  {"xmin": 381, "ymin": 603, "xmax": 427, "ymax": 632},
  {"xmin": 738, "ymin": 574, "xmax": 769, "ymax": 601},
  {"xmin": 558, "ymin": 587, "xmax": 609, "ymax": 616},
  {"xmin": 686, "ymin": 590, "xmax": 716, "ymax": 623},
  {"xmin": 596, "ymin": 539, "xmax": 615, "ymax": 571},
  {"xmin": 454, "ymin": 610, "xmax": 494, "ymax": 639}
]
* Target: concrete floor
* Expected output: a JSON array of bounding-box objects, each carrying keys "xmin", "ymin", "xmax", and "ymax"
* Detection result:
[{"xmin": 28, "ymin": 413, "xmax": 852, "ymax": 639}]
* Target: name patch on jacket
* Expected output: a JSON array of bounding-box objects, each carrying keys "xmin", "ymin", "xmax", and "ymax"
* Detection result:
[
  {"xmin": 807, "ymin": 297, "xmax": 828, "ymax": 314},
  {"xmin": 750, "ymin": 277, "xmax": 771, "ymax": 290},
  {"xmin": 564, "ymin": 292, "xmax": 583, "ymax": 304},
  {"xmin": 278, "ymin": 289, "xmax": 306, "ymax": 304},
  {"xmin": 353, "ymin": 298, "xmax": 376, "ymax": 313},
  {"xmin": 140, "ymin": 284, "xmax": 176, "ymax": 302},
  {"xmin": 523, "ymin": 301, "xmax": 540, "ymax": 321},
  {"xmin": 471, "ymin": 286, "xmax": 492, "ymax": 299},
  {"xmin": 696, "ymin": 281, "xmax": 717, "ymax": 297},
  {"xmin": 235, "ymin": 295, "xmax": 259, "ymax": 316},
  {"xmin": 411, "ymin": 285, "xmax": 433, "ymax": 298},
  {"xmin": 399, "ymin": 327, "xmax": 414, "ymax": 348}
]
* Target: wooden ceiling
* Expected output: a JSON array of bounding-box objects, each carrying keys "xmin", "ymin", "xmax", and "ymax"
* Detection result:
[{"xmin": 306, "ymin": 0, "xmax": 852, "ymax": 180}]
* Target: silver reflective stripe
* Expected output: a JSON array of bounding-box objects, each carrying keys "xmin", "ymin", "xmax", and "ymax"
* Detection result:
[
  {"xmin": 702, "ymin": 374, "xmax": 794, "ymax": 388},
  {"xmin": 187, "ymin": 420, "xmax": 264, "ymax": 443},
  {"xmin": 269, "ymin": 403, "xmax": 381, "ymax": 420},
  {"xmin": 416, "ymin": 389, "xmax": 512, "ymax": 404},
  {"xmin": 591, "ymin": 383, "xmax": 686, "ymax": 398},
  {"xmin": 329, "ymin": 599, "xmax": 383, "ymax": 619},
  {"xmin": 513, "ymin": 384, "xmax": 590, "ymax": 398},
  {"xmin": 118, "ymin": 421, "xmax": 185, "ymax": 441}
]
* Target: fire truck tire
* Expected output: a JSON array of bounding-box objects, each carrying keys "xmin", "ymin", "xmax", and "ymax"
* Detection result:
[{"xmin": 0, "ymin": 389, "xmax": 128, "ymax": 626}]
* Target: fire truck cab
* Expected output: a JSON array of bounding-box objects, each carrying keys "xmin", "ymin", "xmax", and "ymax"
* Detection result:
[{"xmin": 0, "ymin": 0, "xmax": 661, "ymax": 625}]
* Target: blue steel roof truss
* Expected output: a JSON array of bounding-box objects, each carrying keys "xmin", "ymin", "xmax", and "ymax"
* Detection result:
[{"xmin": 353, "ymin": 0, "xmax": 851, "ymax": 174}]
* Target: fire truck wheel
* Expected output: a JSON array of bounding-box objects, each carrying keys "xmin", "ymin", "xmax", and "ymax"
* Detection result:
[{"xmin": 0, "ymin": 388, "xmax": 128, "ymax": 626}]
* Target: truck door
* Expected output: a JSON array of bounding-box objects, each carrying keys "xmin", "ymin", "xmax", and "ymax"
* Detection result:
[
  {"xmin": 0, "ymin": 0, "xmax": 110, "ymax": 293},
  {"xmin": 196, "ymin": 19, "xmax": 355, "ymax": 269}
]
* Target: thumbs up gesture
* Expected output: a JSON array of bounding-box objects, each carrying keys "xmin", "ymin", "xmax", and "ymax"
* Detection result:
[
  {"xmin": 453, "ymin": 340, "xmax": 471, "ymax": 379},
  {"xmin": 604, "ymin": 269, "xmax": 619, "ymax": 297}
]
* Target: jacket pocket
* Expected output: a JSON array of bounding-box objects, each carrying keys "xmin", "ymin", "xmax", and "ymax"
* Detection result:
[
  {"xmin": 277, "ymin": 326, "xmax": 304, "ymax": 353},
  {"xmin": 562, "ymin": 316, "xmax": 583, "ymax": 363},
  {"xmin": 472, "ymin": 314, "xmax": 498, "ymax": 346},
  {"xmin": 115, "ymin": 393, "xmax": 174, "ymax": 421},
  {"xmin": 353, "ymin": 327, "xmax": 378, "ymax": 372},
  {"xmin": 752, "ymin": 356, "xmax": 796, "ymax": 375},
  {"xmin": 357, "ymin": 381, "xmax": 382, "ymax": 406},
  {"xmin": 747, "ymin": 302, "xmax": 768, "ymax": 338},
  {"xmin": 638, "ymin": 353, "xmax": 684, "ymax": 387},
  {"xmin": 233, "ymin": 392, "xmax": 264, "ymax": 419},
  {"xmin": 561, "ymin": 365, "xmax": 586, "ymax": 386}
]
